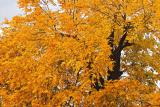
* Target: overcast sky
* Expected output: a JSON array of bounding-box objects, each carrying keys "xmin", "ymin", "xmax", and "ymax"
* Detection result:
[
  {"xmin": 0, "ymin": 0, "xmax": 60, "ymax": 23},
  {"xmin": 0, "ymin": 0, "xmax": 22, "ymax": 22}
]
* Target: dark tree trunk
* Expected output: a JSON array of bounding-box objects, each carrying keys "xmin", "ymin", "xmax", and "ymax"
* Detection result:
[
  {"xmin": 108, "ymin": 47, "xmax": 123, "ymax": 80},
  {"xmin": 107, "ymin": 27, "xmax": 133, "ymax": 80},
  {"xmin": 107, "ymin": 30, "xmax": 123, "ymax": 80},
  {"xmin": 89, "ymin": 23, "xmax": 133, "ymax": 90}
]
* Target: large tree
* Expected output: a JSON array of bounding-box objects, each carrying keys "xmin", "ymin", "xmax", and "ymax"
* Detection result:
[{"xmin": 0, "ymin": 0, "xmax": 160, "ymax": 106}]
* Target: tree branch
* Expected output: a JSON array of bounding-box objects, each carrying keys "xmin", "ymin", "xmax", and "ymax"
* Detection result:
[
  {"xmin": 118, "ymin": 31, "xmax": 128, "ymax": 47},
  {"xmin": 122, "ymin": 41, "xmax": 134, "ymax": 49},
  {"xmin": 108, "ymin": 30, "xmax": 115, "ymax": 52}
]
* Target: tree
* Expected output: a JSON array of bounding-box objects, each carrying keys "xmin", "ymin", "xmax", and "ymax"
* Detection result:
[{"xmin": 0, "ymin": 0, "xmax": 160, "ymax": 106}]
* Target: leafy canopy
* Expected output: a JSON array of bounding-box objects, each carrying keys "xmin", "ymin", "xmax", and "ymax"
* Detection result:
[{"xmin": 0, "ymin": 0, "xmax": 160, "ymax": 106}]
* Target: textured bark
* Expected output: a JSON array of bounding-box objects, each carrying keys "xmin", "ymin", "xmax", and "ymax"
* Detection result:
[
  {"xmin": 108, "ymin": 48, "xmax": 123, "ymax": 80},
  {"xmin": 90, "ymin": 26, "xmax": 133, "ymax": 91},
  {"xmin": 107, "ymin": 30, "xmax": 123, "ymax": 80},
  {"xmin": 107, "ymin": 27, "xmax": 133, "ymax": 80}
]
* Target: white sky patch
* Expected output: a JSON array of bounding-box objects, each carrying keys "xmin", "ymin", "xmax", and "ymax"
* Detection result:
[
  {"xmin": 0, "ymin": 29, "xmax": 3, "ymax": 38},
  {"xmin": 0, "ymin": 0, "xmax": 60, "ymax": 22},
  {"xmin": 154, "ymin": 36, "xmax": 160, "ymax": 44},
  {"xmin": 80, "ymin": 13, "xmax": 88, "ymax": 19},
  {"xmin": 156, "ymin": 81, "xmax": 160, "ymax": 88},
  {"xmin": 121, "ymin": 72, "xmax": 129, "ymax": 77},
  {"xmin": 49, "ymin": 0, "xmax": 61, "ymax": 11},
  {"xmin": 121, "ymin": 50, "xmax": 126, "ymax": 57},
  {"xmin": 144, "ymin": 32, "xmax": 151, "ymax": 39},
  {"xmin": 48, "ymin": 4, "xmax": 60, "ymax": 11},
  {"xmin": 40, "ymin": 0, "xmax": 61, "ymax": 12},
  {"xmin": 0, "ymin": 0, "xmax": 22, "ymax": 22},
  {"xmin": 154, "ymin": 45, "xmax": 158, "ymax": 49},
  {"xmin": 147, "ymin": 48, "xmax": 153, "ymax": 56}
]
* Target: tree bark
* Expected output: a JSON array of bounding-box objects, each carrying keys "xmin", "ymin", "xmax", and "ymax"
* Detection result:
[{"xmin": 107, "ymin": 28, "xmax": 133, "ymax": 80}]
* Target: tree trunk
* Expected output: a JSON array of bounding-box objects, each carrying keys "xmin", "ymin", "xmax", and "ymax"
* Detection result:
[
  {"xmin": 108, "ymin": 48, "xmax": 123, "ymax": 80},
  {"xmin": 107, "ymin": 28, "xmax": 132, "ymax": 80}
]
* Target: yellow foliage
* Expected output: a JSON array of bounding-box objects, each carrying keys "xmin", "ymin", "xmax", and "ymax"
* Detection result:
[{"xmin": 0, "ymin": 0, "xmax": 160, "ymax": 106}]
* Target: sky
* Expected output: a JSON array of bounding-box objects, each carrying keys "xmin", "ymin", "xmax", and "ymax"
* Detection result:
[
  {"xmin": 0, "ymin": 0, "xmax": 22, "ymax": 22},
  {"xmin": 0, "ymin": 0, "xmax": 60, "ymax": 23}
]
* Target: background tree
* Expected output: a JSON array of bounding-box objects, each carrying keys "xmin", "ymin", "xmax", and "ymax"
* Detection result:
[{"xmin": 0, "ymin": 0, "xmax": 160, "ymax": 106}]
